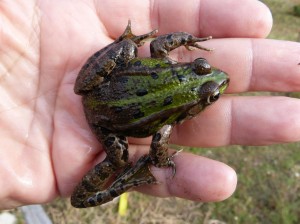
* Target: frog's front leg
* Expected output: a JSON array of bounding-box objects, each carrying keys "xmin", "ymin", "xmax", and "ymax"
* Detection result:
[
  {"xmin": 150, "ymin": 32, "xmax": 212, "ymax": 60},
  {"xmin": 149, "ymin": 125, "xmax": 177, "ymax": 175}
]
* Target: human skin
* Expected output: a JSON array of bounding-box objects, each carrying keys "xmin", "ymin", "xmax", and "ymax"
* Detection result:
[{"xmin": 0, "ymin": 0, "xmax": 300, "ymax": 210}]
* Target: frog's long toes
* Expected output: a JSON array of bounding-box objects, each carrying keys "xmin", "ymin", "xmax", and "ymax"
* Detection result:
[
  {"xmin": 195, "ymin": 36, "xmax": 212, "ymax": 42},
  {"xmin": 167, "ymin": 160, "xmax": 176, "ymax": 178},
  {"xmin": 167, "ymin": 149, "xmax": 183, "ymax": 178},
  {"xmin": 171, "ymin": 149, "xmax": 183, "ymax": 158},
  {"xmin": 192, "ymin": 43, "xmax": 213, "ymax": 52}
]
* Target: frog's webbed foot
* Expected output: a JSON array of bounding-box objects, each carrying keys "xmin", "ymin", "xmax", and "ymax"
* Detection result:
[
  {"xmin": 71, "ymin": 155, "xmax": 157, "ymax": 208},
  {"xmin": 110, "ymin": 155, "xmax": 158, "ymax": 188},
  {"xmin": 119, "ymin": 20, "xmax": 158, "ymax": 47},
  {"xmin": 150, "ymin": 32, "xmax": 213, "ymax": 59},
  {"xmin": 168, "ymin": 149, "xmax": 183, "ymax": 178}
]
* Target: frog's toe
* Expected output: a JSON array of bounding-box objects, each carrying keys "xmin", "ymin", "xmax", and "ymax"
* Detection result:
[{"xmin": 187, "ymin": 42, "xmax": 213, "ymax": 52}]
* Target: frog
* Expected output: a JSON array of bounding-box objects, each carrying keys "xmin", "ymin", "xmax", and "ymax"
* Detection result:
[{"xmin": 71, "ymin": 21, "xmax": 229, "ymax": 208}]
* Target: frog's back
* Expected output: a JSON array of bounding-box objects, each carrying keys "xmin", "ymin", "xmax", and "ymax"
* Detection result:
[{"xmin": 82, "ymin": 58, "xmax": 213, "ymax": 137}]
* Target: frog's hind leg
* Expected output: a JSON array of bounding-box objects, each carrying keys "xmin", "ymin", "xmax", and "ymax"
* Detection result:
[
  {"xmin": 87, "ymin": 155, "xmax": 157, "ymax": 207},
  {"xmin": 71, "ymin": 128, "xmax": 159, "ymax": 208},
  {"xmin": 71, "ymin": 131, "xmax": 131, "ymax": 208},
  {"xmin": 118, "ymin": 20, "xmax": 158, "ymax": 47},
  {"xmin": 71, "ymin": 158, "xmax": 118, "ymax": 208},
  {"xmin": 71, "ymin": 155, "xmax": 157, "ymax": 208},
  {"xmin": 110, "ymin": 155, "xmax": 158, "ymax": 189},
  {"xmin": 150, "ymin": 32, "xmax": 213, "ymax": 59}
]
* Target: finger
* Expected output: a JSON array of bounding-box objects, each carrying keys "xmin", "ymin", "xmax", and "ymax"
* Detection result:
[
  {"xmin": 98, "ymin": 0, "xmax": 272, "ymax": 38},
  {"xmin": 197, "ymin": 39, "xmax": 300, "ymax": 93},
  {"xmin": 171, "ymin": 96, "xmax": 300, "ymax": 147},
  {"xmin": 137, "ymin": 151, "xmax": 237, "ymax": 202}
]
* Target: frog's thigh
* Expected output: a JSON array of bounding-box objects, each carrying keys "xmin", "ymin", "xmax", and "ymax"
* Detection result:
[
  {"xmin": 102, "ymin": 133, "xmax": 129, "ymax": 167},
  {"xmin": 149, "ymin": 124, "xmax": 175, "ymax": 168},
  {"xmin": 71, "ymin": 133, "xmax": 130, "ymax": 208}
]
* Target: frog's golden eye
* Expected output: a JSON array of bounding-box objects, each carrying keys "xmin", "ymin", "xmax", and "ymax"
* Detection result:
[
  {"xmin": 207, "ymin": 90, "xmax": 220, "ymax": 104},
  {"xmin": 193, "ymin": 58, "xmax": 212, "ymax": 75},
  {"xmin": 198, "ymin": 81, "xmax": 220, "ymax": 105}
]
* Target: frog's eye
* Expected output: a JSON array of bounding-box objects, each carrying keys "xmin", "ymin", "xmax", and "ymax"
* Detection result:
[
  {"xmin": 207, "ymin": 90, "xmax": 220, "ymax": 104},
  {"xmin": 193, "ymin": 58, "xmax": 212, "ymax": 75},
  {"xmin": 198, "ymin": 81, "xmax": 220, "ymax": 105}
]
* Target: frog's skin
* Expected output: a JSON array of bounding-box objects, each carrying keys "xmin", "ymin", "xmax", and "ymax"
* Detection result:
[{"xmin": 71, "ymin": 21, "xmax": 229, "ymax": 208}]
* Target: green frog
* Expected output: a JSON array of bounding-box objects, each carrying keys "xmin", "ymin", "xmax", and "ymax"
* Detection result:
[{"xmin": 71, "ymin": 21, "xmax": 229, "ymax": 208}]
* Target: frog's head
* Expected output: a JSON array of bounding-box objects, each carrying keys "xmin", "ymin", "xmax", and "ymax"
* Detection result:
[{"xmin": 186, "ymin": 58, "xmax": 229, "ymax": 116}]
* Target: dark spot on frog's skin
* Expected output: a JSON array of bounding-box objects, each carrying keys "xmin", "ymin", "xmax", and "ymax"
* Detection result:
[
  {"xmin": 117, "ymin": 135, "xmax": 126, "ymax": 141},
  {"xmin": 176, "ymin": 112, "xmax": 188, "ymax": 123},
  {"xmin": 136, "ymin": 89, "xmax": 148, "ymax": 96},
  {"xmin": 94, "ymin": 51, "xmax": 101, "ymax": 58},
  {"xmin": 87, "ymin": 198, "xmax": 96, "ymax": 206},
  {"xmin": 180, "ymin": 38, "xmax": 186, "ymax": 45},
  {"xmin": 153, "ymin": 133, "xmax": 161, "ymax": 141},
  {"xmin": 104, "ymin": 136, "xmax": 116, "ymax": 147},
  {"xmin": 150, "ymin": 44, "xmax": 154, "ymax": 54},
  {"xmin": 134, "ymin": 47, "xmax": 138, "ymax": 57},
  {"xmin": 167, "ymin": 34, "xmax": 173, "ymax": 40},
  {"xmin": 82, "ymin": 180, "xmax": 96, "ymax": 192},
  {"xmin": 117, "ymin": 76, "xmax": 128, "ymax": 84},
  {"xmin": 133, "ymin": 60, "xmax": 142, "ymax": 66},
  {"xmin": 163, "ymin": 96, "xmax": 173, "ymax": 106},
  {"xmin": 191, "ymin": 87, "xmax": 197, "ymax": 92},
  {"xmin": 109, "ymin": 189, "xmax": 119, "ymax": 197},
  {"xmin": 133, "ymin": 109, "xmax": 145, "ymax": 119},
  {"xmin": 151, "ymin": 72, "xmax": 159, "ymax": 79},
  {"xmin": 121, "ymin": 149, "xmax": 129, "ymax": 161},
  {"xmin": 166, "ymin": 34, "xmax": 174, "ymax": 45},
  {"xmin": 155, "ymin": 64, "xmax": 161, "ymax": 68},
  {"xmin": 177, "ymin": 74, "xmax": 187, "ymax": 82},
  {"xmin": 100, "ymin": 127, "xmax": 110, "ymax": 135},
  {"xmin": 113, "ymin": 106, "xmax": 123, "ymax": 113},
  {"xmin": 133, "ymin": 180, "xmax": 139, "ymax": 186},
  {"xmin": 96, "ymin": 194, "xmax": 104, "ymax": 203}
]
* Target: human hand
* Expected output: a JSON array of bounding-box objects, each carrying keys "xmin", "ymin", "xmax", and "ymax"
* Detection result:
[{"xmin": 1, "ymin": 0, "xmax": 299, "ymax": 210}]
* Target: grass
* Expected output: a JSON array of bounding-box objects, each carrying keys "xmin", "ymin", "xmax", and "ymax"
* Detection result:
[
  {"xmin": 192, "ymin": 144, "xmax": 300, "ymax": 224},
  {"xmin": 13, "ymin": 0, "xmax": 300, "ymax": 223},
  {"xmin": 42, "ymin": 144, "xmax": 300, "ymax": 224},
  {"xmin": 265, "ymin": 0, "xmax": 300, "ymax": 41}
]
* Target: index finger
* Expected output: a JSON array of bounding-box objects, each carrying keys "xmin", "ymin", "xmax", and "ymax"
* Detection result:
[{"xmin": 99, "ymin": 0, "xmax": 272, "ymax": 38}]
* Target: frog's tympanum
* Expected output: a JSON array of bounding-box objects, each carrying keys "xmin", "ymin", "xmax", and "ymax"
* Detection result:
[{"xmin": 71, "ymin": 21, "xmax": 229, "ymax": 208}]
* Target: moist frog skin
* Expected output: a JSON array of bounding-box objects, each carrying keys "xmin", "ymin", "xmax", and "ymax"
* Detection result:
[{"xmin": 71, "ymin": 21, "xmax": 229, "ymax": 208}]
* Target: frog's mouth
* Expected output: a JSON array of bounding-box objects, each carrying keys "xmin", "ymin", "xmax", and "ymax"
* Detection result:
[{"xmin": 219, "ymin": 79, "xmax": 230, "ymax": 94}]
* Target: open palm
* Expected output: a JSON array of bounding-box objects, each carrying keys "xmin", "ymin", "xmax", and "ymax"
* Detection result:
[{"xmin": 1, "ymin": 0, "xmax": 300, "ymax": 209}]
